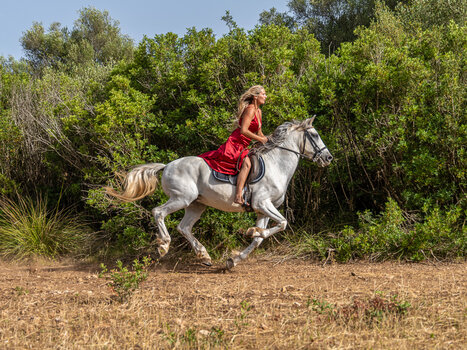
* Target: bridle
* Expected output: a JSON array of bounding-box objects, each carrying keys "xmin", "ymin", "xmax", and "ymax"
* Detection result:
[{"xmin": 276, "ymin": 128, "xmax": 328, "ymax": 162}]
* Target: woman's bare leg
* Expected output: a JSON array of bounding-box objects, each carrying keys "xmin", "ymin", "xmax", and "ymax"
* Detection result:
[{"xmin": 235, "ymin": 157, "xmax": 251, "ymax": 204}]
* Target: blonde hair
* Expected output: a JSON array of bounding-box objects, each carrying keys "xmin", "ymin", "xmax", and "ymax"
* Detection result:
[{"xmin": 236, "ymin": 85, "xmax": 265, "ymax": 120}]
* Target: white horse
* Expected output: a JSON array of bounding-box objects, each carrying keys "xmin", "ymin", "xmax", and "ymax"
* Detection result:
[{"xmin": 106, "ymin": 117, "xmax": 333, "ymax": 269}]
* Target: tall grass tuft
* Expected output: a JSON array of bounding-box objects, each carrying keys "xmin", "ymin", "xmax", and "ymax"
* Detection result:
[{"xmin": 0, "ymin": 195, "xmax": 89, "ymax": 260}]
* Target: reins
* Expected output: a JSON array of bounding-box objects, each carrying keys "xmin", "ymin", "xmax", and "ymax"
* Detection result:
[{"xmin": 275, "ymin": 129, "xmax": 328, "ymax": 162}]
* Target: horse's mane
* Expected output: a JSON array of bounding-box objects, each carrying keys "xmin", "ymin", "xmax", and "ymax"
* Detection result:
[{"xmin": 253, "ymin": 120, "xmax": 309, "ymax": 155}]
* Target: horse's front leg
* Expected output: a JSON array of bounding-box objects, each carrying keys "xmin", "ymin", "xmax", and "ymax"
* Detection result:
[{"xmin": 226, "ymin": 214, "xmax": 270, "ymax": 269}]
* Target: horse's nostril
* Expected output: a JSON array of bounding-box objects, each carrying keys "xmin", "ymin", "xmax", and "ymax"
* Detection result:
[{"xmin": 327, "ymin": 155, "xmax": 333, "ymax": 162}]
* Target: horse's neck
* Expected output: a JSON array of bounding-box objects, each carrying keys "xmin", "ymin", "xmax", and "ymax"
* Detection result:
[{"xmin": 263, "ymin": 131, "xmax": 302, "ymax": 183}]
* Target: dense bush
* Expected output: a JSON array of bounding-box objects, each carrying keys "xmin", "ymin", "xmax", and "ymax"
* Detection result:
[
  {"xmin": 311, "ymin": 2, "xmax": 466, "ymax": 213},
  {"xmin": 292, "ymin": 198, "xmax": 466, "ymax": 262},
  {"xmin": 0, "ymin": 2, "xmax": 465, "ymax": 260}
]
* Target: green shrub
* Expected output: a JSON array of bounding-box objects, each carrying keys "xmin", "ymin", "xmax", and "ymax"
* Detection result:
[
  {"xmin": 413, "ymin": 205, "xmax": 466, "ymax": 259},
  {"xmin": 0, "ymin": 195, "xmax": 90, "ymax": 260},
  {"xmin": 291, "ymin": 198, "xmax": 465, "ymax": 262},
  {"xmin": 99, "ymin": 256, "xmax": 152, "ymax": 302}
]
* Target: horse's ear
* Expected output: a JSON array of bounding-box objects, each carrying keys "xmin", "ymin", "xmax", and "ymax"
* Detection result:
[{"xmin": 306, "ymin": 115, "xmax": 316, "ymax": 127}]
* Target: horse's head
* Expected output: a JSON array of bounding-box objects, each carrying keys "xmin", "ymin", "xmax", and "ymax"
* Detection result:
[
  {"xmin": 256, "ymin": 117, "xmax": 333, "ymax": 166},
  {"xmin": 301, "ymin": 117, "xmax": 333, "ymax": 167}
]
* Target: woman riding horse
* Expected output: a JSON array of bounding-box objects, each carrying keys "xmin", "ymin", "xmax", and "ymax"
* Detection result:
[
  {"xmin": 105, "ymin": 86, "xmax": 333, "ymax": 268},
  {"xmin": 199, "ymin": 85, "xmax": 268, "ymax": 205}
]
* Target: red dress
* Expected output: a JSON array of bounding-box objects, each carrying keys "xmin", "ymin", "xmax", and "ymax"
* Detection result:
[{"xmin": 199, "ymin": 112, "xmax": 261, "ymax": 175}]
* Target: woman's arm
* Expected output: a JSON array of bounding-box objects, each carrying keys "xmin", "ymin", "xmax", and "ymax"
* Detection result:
[{"xmin": 240, "ymin": 106, "xmax": 268, "ymax": 144}]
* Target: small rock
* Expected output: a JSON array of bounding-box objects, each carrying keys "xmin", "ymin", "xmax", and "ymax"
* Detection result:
[
  {"xmin": 281, "ymin": 285, "xmax": 294, "ymax": 292},
  {"xmin": 199, "ymin": 329, "xmax": 210, "ymax": 337}
]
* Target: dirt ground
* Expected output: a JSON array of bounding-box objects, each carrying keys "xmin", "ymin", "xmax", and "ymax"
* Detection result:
[{"xmin": 0, "ymin": 256, "xmax": 465, "ymax": 349}]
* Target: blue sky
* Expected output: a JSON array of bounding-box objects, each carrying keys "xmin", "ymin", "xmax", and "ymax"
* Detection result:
[{"xmin": 0, "ymin": 0, "xmax": 290, "ymax": 59}]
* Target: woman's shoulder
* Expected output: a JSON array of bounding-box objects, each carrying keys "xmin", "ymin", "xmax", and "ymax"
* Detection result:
[
  {"xmin": 242, "ymin": 104, "xmax": 256, "ymax": 117},
  {"xmin": 244, "ymin": 104, "xmax": 255, "ymax": 113}
]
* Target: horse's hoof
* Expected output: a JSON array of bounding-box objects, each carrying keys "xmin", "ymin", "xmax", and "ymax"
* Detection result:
[
  {"xmin": 245, "ymin": 227, "xmax": 265, "ymax": 238},
  {"xmin": 245, "ymin": 227, "xmax": 256, "ymax": 237},
  {"xmin": 226, "ymin": 258, "xmax": 236, "ymax": 270},
  {"xmin": 200, "ymin": 258, "xmax": 212, "ymax": 266},
  {"xmin": 157, "ymin": 245, "xmax": 168, "ymax": 257}
]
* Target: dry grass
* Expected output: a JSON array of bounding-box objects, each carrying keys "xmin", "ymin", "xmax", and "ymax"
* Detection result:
[{"xmin": 0, "ymin": 257, "xmax": 465, "ymax": 349}]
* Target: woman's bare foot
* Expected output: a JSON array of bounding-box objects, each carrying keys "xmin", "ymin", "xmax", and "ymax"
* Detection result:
[{"xmin": 234, "ymin": 194, "xmax": 244, "ymax": 205}]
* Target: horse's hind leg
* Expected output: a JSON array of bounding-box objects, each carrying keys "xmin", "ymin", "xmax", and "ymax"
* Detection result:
[
  {"xmin": 152, "ymin": 198, "xmax": 191, "ymax": 257},
  {"xmin": 177, "ymin": 202, "xmax": 212, "ymax": 266}
]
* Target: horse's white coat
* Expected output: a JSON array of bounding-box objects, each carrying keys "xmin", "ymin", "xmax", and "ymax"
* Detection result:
[{"xmin": 109, "ymin": 119, "xmax": 333, "ymax": 268}]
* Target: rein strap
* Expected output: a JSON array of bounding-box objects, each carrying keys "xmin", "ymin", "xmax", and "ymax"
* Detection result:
[{"xmin": 276, "ymin": 129, "xmax": 327, "ymax": 162}]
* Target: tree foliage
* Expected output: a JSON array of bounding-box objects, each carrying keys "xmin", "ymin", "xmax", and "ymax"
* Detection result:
[
  {"xmin": 261, "ymin": 0, "xmax": 407, "ymax": 53},
  {"xmin": 20, "ymin": 7, "xmax": 133, "ymax": 74}
]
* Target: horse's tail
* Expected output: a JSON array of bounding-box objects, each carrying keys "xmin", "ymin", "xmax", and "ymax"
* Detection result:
[{"xmin": 104, "ymin": 163, "xmax": 166, "ymax": 202}]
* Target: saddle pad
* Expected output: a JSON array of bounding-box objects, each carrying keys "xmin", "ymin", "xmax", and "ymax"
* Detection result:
[{"xmin": 212, "ymin": 156, "xmax": 265, "ymax": 185}]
